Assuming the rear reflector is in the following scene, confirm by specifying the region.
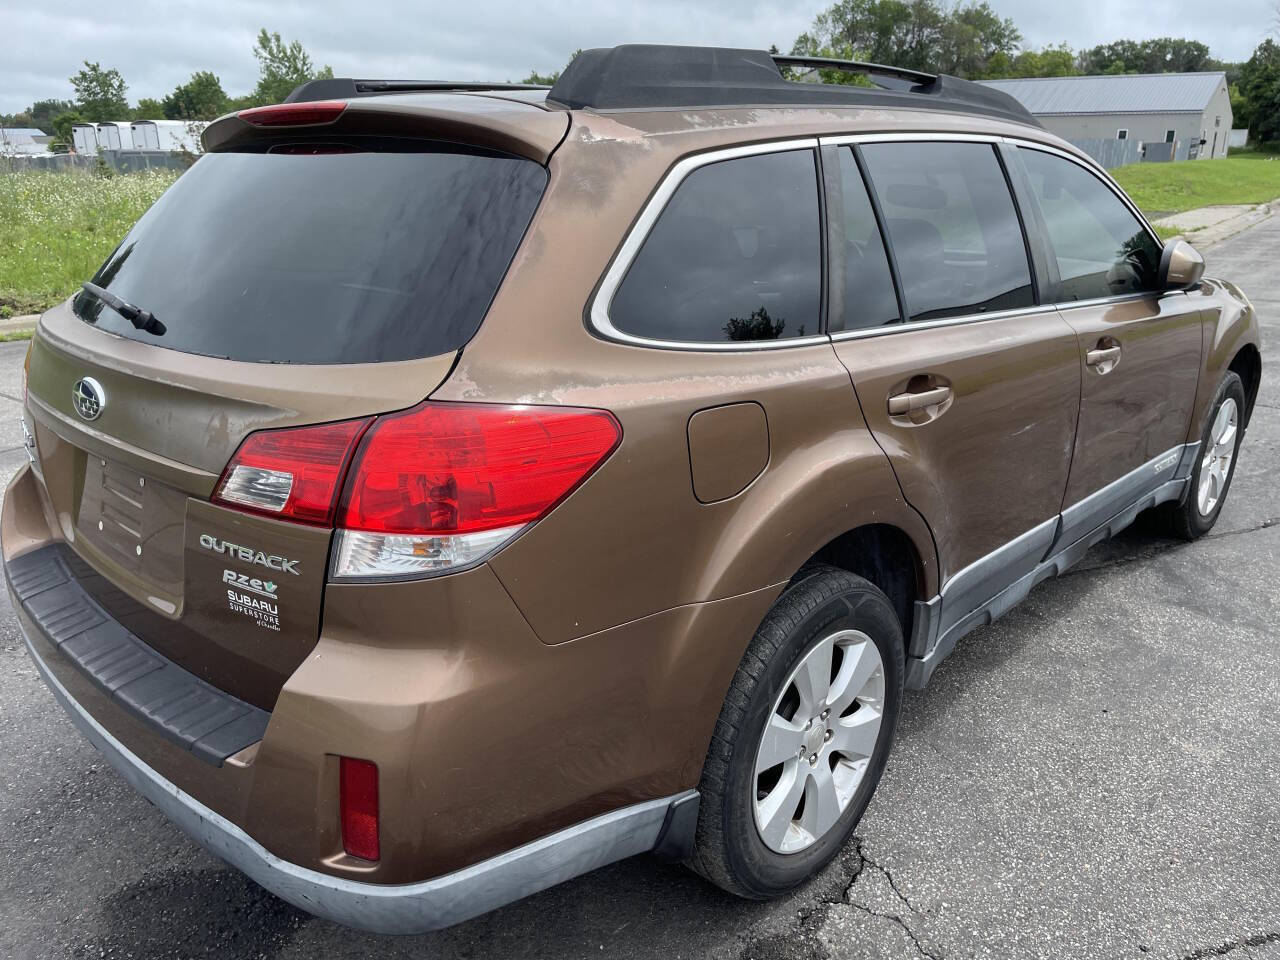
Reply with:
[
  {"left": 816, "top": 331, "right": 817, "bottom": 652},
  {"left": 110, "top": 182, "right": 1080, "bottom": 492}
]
[
  {"left": 339, "top": 756, "right": 379, "bottom": 861},
  {"left": 213, "top": 418, "right": 372, "bottom": 526},
  {"left": 238, "top": 101, "right": 347, "bottom": 127},
  {"left": 213, "top": 402, "right": 621, "bottom": 577}
]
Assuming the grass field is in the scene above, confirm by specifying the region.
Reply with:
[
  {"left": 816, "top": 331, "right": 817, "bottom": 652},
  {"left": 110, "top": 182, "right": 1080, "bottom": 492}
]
[
  {"left": 1112, "top": 151, "right": 1280, "bottom": 217},
  {"left": 0, "top": 168, "right": 180, "bottom": 318}
]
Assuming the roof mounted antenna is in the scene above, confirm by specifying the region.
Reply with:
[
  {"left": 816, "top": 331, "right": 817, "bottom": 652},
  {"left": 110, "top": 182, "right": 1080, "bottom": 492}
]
[{"left": 771, "top": 56, "right": 937, "bottom": 90}]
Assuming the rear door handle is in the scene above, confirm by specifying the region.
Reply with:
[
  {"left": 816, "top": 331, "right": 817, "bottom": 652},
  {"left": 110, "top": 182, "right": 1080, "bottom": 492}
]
[
  {"left": 1086, "top": 346, "right": 1121, "bottom": 367},
  {"left": 887, "top": 386, "right": 952, "bottom": 414}
]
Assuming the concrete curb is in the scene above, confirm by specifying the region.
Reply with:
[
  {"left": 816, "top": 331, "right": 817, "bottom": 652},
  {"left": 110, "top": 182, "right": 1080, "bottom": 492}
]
[
  {"left": 1161, "top": 199, "right": 1279, "bottom": 249},
  {"left": 0, "top": 315, "right": 38, "bottom": 336}
]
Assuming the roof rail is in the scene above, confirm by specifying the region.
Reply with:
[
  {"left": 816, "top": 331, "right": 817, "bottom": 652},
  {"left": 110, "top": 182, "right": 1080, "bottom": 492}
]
[
  {"left": 546, "top": 45, "right": 1040, "bottom": 128},
  {"left": 772, "top": 55, "right": 936, "bottom": 90},
  {"left": 284, "top": 77, "right": 550, "bottom": 103}
]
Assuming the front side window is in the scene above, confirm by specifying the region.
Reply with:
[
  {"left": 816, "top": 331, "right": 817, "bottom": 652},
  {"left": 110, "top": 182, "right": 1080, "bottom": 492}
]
[
  {"left": 860, "top": 141, "right": 1034, "bottom": 322},
  {"left": 609, "top": 149, "right": 821, "bottom": 344},
  {"left": 1018, "top": 148, "right": 1162, "bottom": 301}
]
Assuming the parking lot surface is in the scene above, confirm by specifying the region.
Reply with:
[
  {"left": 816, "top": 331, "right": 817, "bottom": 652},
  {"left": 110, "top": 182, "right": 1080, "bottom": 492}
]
[{"left": 0, "top": 217, "right": 1276, "bottom": 960}]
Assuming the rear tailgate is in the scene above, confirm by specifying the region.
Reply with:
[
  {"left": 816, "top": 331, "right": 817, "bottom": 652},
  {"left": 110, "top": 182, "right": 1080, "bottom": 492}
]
[
  {"left": 25, "top": 306, "right": 458, "bottom": 709},
  {"left": 20, "top": 106, "right": 554, "bottom": 711}
]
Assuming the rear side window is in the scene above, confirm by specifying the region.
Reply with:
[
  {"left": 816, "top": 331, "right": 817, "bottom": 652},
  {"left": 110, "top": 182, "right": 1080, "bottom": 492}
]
[
  {"left": 609, "top": 149, "right": 821, "bottom": 344},
  {"left": 830, "top": 148, "right": 900, "bottom": 333},
  {"left": 1018, "top": 148, "right": 1161, "bottom": 301},
  {"left": 861, "top": 142, "right": 1034, "bottom": 322},
  {"left": 74, "top": 139, "right": 547, "bottom": 364}
]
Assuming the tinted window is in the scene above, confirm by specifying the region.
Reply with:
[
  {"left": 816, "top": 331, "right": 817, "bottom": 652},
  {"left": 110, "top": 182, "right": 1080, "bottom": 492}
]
[
  {"left": 609, "top": 150, "right": 821, "bottom": 343},
  {"left": 831, "top": 148, "right": 900, "bottom": 332},
  {"left": 73, "top": 140, "right": 547, "bottom": 364},
  {"left": 1019, "top": 148, "right": 1161, "bottom": 301},
  {"left": 861, "top": 142, "right": 1034, "bottom": 322}
]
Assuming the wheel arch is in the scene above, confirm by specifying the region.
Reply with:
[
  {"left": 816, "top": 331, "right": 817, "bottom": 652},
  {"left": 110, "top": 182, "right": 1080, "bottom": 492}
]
[
  {"left": 1229, "top": 342, "right": 1262, "bottom": 429},
  {"left": 790, "top": 523, "right": 931, "bottom": 644}
]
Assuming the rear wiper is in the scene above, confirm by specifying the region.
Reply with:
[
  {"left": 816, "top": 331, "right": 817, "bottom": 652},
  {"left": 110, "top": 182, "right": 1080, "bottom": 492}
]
[{"left": 80, "top": 282, "right": 166, "bottom": 336}]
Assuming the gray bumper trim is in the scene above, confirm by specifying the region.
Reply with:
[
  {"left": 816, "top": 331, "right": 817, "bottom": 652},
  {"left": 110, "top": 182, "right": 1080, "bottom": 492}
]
[{"left": 22, "top": 624, "right": 694, "bottom": 934}]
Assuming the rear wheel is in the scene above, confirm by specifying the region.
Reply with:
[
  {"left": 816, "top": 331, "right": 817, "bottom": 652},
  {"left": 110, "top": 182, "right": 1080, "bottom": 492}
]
[
  {"left": 688, "top": 565, "right": 904, "bottom": 898},
  {"left": 1169, "top": 372, "right": 1246, "bottom": 541}
]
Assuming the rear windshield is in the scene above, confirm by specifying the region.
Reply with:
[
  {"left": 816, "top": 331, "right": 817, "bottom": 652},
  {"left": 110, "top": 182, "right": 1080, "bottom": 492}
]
[{"left": 74, "top": 138, "right": 547, "bottom": 364}]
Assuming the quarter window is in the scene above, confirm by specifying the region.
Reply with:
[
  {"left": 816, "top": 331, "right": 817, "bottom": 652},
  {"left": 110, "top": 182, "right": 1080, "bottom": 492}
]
[
  {"left": 609, "top": 149, "right": 822, "bottom": 344},
  {"left": 1018, "top": 148, "right": 1162, "bottom": 301},
  {"left": 830, "top": 148, "right": 900, "bottom": 332},
  {"left": 860, "top": 141, "right": 1034, "bottom": 322}
]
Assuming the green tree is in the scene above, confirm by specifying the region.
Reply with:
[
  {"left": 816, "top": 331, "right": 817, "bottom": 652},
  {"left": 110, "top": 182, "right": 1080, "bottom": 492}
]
[
  {"left": 250, "top": 29, "right": 333, "bottom": 106},
  {"left": 70, "top": 61, "right": 129, "bottom": 121},
  {"left": 25, "top": 99, "right": 75, "bottom": 133},
  {"left": 978, "top": 44, "right": 1078, "bottom": 80},
  {"left": 51, "top": 110, "right": 85, "bottom": 148},
  {"left": 936, "top": 2, "right": 1021, "bottom": 77},
  {"left": 792, "top": 0, "right": 1016, "bottom": 78},
  {"left": 1239, "top": 39, "right": 1280, "bottom": 142},
  {"left": 1080, "top": 37, "right": 1212, "bottom": 74},
  {"left": 133, "top": 97, "right": 163, "bottom": 120},
  {"left": 521, "top": 49, "right": 582, "bottom": 85},
  {"left": 162, "top": 71, "right": 229, "bottom": 119}
]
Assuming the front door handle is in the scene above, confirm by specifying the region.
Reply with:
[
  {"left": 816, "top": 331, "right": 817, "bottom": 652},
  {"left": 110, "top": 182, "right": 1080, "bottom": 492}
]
[
  {"left": 1086, "top": 346, "right": 1121, "bottom": 367},
  {"left": 887, "top": 385, "right": 952, "bottom": 415}
]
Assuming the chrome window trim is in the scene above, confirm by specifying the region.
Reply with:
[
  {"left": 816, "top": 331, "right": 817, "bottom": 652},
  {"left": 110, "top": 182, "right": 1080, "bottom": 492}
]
[
  {"left": 829, "top": 303, "right": 1058, "bottom": 342},
  {"left": 588, "top": 138, "right": 829, "bottom": 352}
]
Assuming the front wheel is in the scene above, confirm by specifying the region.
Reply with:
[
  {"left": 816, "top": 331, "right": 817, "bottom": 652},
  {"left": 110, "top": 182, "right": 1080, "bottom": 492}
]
[
  {"left": 1168, "top": 371, "right": 1246, "bottom": 540},
  {"left": 687, "top": 565, "right": 904, "bottom": 899}
]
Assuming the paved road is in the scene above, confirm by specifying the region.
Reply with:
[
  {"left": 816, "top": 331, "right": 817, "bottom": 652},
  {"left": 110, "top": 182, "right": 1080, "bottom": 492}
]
[{"left": 0, "top": 219, "right": 1277, "bottom": 960}]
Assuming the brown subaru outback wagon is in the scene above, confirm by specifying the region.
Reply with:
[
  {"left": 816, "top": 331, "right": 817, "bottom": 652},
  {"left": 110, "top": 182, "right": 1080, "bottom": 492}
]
[{"left": 4, "top": 45, "right": 1262, "bottom": 933}]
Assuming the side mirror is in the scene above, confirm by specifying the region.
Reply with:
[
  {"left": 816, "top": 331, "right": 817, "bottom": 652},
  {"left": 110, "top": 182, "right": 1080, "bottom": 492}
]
[{"left": 1159, "top": 238, "right": 1204, "bottom": 290}]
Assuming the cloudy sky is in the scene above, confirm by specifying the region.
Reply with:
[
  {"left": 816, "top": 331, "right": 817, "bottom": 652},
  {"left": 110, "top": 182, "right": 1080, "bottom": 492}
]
[{"left": 1, "top": 0, "right": 1272, "bottom": 113}]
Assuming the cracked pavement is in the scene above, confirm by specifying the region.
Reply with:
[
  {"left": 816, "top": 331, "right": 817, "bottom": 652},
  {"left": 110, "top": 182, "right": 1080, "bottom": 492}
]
[{"left": 0, "top": 217, "right": 1277, "bottom": 960}]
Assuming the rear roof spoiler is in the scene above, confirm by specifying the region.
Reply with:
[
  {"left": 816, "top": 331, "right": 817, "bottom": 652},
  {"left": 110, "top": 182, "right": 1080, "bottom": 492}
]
[{"left": 284, "top": 78, "right": 550, "bottom": 103}]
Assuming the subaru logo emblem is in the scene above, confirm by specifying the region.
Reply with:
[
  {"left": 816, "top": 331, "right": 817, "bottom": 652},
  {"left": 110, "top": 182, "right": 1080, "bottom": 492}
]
[{"left": 72, "top": 377, "right": 105, "bottom": 422}]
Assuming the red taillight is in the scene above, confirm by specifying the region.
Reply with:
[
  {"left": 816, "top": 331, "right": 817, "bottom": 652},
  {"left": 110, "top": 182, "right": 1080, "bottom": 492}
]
[
  {"left": 212, "top": 402, "right": 621, "bottom": 577},
  {"left": 337, "top": 402, "right": 622, "bottom": 535},
  {"left": 339, "top": 756, "right": 379, "bottom": 861},
  {"left": 238, "top": 101, "right": 347, "bottom": 127},
  {"left": 212, "top": 417, "right": 372, "bottom": 526}
]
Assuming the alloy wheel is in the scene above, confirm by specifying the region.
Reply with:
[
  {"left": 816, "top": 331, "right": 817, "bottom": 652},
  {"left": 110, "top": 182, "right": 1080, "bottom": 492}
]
[
  {"left": 1197, "top": 397, "right": 1238, "bottom": 517},
  {"left": 752, "top": 629, "right": 885, "bottom": 854}
]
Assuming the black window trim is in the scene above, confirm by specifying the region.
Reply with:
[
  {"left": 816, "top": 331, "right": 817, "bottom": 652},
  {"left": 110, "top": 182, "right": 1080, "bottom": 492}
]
[{"left": 589, "top": 138, "right": 833, "bottom": 351}]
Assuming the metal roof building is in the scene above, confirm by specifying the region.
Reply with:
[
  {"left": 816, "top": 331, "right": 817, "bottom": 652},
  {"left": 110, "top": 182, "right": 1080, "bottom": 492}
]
[{"left": 980, "top": 72, "right": 1233, "bottom": 160}]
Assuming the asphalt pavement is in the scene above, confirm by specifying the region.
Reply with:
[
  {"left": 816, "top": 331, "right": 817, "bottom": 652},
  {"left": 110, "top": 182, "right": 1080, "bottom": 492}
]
[{"left": 0, "top": 217, "right": 1276, "bottom": 960}]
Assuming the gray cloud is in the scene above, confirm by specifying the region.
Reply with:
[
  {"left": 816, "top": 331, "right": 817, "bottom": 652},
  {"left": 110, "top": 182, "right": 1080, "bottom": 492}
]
[{"left": 1, "top": 0, "right": 1271, "bottom": 114}]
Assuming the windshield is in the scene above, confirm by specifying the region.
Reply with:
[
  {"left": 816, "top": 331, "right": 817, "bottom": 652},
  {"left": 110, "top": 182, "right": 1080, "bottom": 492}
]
[{"left": 74, "top": 138, "right": 547, "bottom": 364}]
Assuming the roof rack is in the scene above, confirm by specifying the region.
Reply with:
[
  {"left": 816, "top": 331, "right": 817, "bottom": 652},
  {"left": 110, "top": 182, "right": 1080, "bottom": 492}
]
[
  {"left": 284, "top": 77, "right": 550, "bottom": 103},
  {"left": 772, "top": 55, "right": 936, "bottom": 90},
  {"left": 545, "top": 45, "right": 1040, "bottom": 127}
]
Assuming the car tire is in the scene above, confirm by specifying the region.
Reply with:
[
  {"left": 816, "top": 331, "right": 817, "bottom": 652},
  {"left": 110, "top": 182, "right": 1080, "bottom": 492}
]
[
  {"left": 687, "top": 564, "right": 904, "bottom": 899},
  {"left": 1168, "top": 371, "right": 1246, "bottom": 541}
]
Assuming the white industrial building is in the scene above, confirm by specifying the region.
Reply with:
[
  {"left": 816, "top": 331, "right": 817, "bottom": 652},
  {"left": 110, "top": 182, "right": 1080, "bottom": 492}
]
[{"left": 981, "top": 72, "right": 1233, "bottom": 160}]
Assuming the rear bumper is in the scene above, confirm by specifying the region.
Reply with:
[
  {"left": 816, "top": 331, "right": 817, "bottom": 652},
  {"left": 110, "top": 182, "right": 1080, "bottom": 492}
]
[{"left": 20, "top": 620, "right": 693, "bottom": 933}]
